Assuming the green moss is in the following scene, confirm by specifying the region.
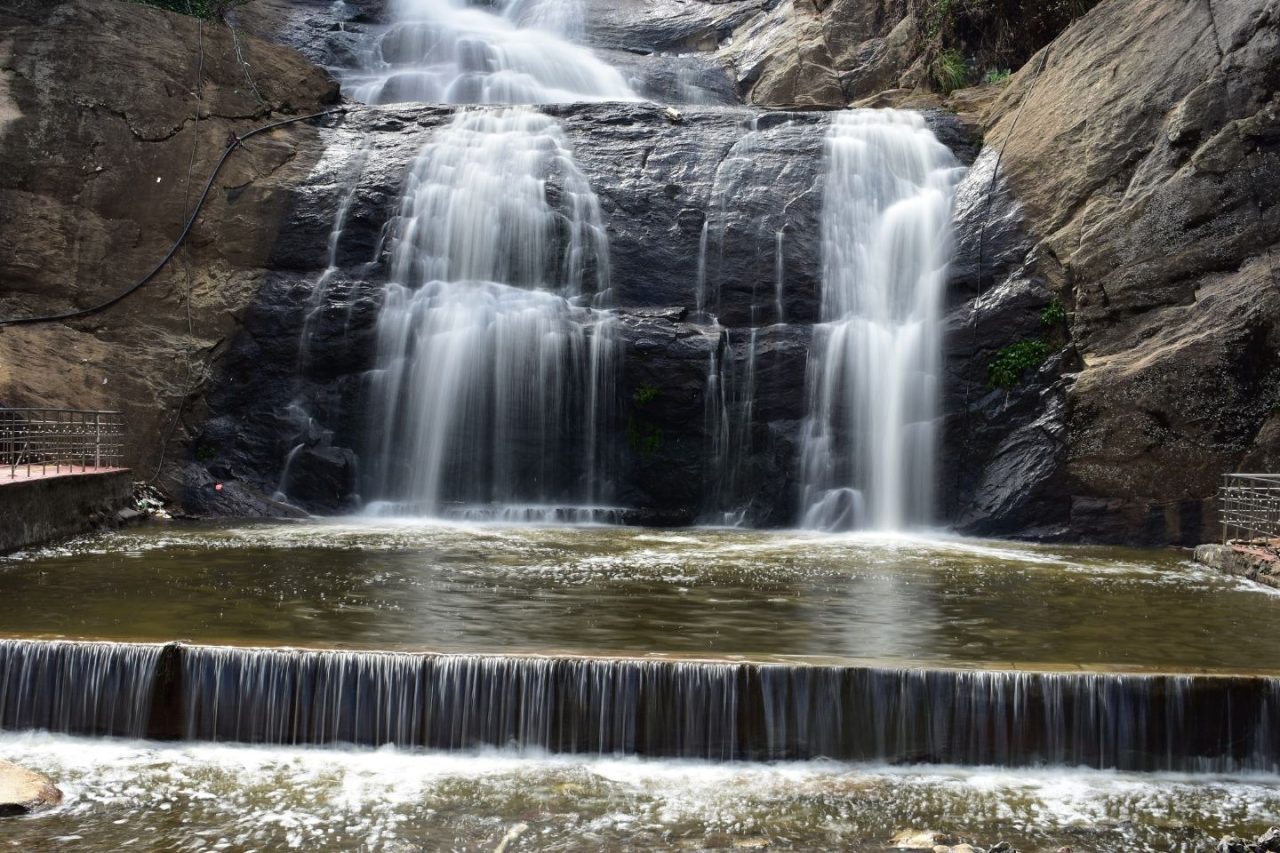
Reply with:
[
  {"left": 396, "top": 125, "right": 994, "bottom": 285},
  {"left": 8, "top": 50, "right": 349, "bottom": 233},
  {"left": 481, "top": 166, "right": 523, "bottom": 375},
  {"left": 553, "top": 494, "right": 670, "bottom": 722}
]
[
  {"left": 126, "top": 0, "right": 250, "bottom": 19},
  {"left": 987, "top": 339, "right": 1049, "bottom": 391},
  {"left": 983, "top": 68, "right": 1012, "bottom": 84},
  {"left": 626, "top": 418, "right": 664, "bottom": 455},
  {"left": 1040, "top": 298, "right": 1066, "bottom": 327},
  {"left": 923, "top": 0, "right": 955, "bottom": 39},
  {"left": 195, "top": 443, "right": 218, "bottom": 462},
  {"left": 633, "top": 384, "right": 660, "bottom": 406},
  {"left": 933, "top": 48, "right": 970, "bottom": 94}
]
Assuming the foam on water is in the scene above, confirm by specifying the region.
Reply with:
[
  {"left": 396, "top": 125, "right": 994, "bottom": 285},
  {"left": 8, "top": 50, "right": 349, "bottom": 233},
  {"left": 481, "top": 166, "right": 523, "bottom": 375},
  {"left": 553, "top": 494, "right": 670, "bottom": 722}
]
[{"left": 6, "top": 732, "right": 1280, "bottom": 852}]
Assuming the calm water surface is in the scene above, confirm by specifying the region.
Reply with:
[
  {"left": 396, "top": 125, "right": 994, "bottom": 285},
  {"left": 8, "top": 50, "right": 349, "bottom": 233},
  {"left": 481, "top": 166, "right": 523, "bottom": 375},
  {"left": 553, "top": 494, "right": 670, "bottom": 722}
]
[{"left": 1, "top": 520, "right": 1275, "bottom": 672}]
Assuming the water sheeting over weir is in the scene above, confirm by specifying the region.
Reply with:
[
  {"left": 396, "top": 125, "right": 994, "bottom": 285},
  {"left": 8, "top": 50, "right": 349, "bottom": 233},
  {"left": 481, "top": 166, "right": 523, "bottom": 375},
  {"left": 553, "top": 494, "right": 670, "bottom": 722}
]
[{"left": 2, "top": 639, "right": 1278, "bottom": 772}]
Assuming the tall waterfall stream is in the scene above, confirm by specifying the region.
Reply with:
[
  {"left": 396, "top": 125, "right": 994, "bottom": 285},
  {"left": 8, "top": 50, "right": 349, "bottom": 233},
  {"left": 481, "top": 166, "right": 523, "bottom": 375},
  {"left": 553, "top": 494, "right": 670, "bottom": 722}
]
[{"left": 7, "top": 0, "right": 1280, "bottom": 848}]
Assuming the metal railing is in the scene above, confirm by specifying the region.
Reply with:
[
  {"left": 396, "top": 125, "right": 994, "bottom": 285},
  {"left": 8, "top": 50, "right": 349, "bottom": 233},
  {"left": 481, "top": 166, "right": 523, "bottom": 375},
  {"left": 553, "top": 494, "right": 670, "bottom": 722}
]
[
  {"left": 0, "top": 409, "right": 124, "bottom": 479},
  {"left": 1219, "top": 473, "right": 1280, "bottom": 543}
]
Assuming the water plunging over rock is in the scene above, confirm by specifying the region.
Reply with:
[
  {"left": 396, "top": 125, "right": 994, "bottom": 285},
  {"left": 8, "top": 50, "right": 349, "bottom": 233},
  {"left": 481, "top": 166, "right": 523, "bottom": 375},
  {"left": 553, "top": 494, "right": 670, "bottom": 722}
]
[
  {"left": 4, "top": 639, "right": 1280, "bottom": 772},
  {"left": 364, "top": 108, "right": 620, "bottom": 519},
  {"left": 800, "top": 110, "right": 962, "bottom": 531},
  {"left": 344, "top": 0, "right": 636, "bottom": 104}
]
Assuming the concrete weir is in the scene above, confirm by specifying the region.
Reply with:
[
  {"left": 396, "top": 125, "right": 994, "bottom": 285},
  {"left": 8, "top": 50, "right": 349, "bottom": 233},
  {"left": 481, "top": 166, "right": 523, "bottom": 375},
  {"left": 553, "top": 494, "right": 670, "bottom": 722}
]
[
  {"left": 1, "top": 638, "right": 1278, "bottom": 772},
  {"left": 0, "top": 469, "right": 132, "bottom": 553}
]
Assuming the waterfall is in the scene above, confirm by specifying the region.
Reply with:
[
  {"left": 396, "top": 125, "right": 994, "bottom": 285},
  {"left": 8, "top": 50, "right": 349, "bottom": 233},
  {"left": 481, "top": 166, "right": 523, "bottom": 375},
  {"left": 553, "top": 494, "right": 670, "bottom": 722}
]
[
  {"left": 0, "top": 639, "right": 163, "bottom": 739},
  {"left": 3, "top": 640, "right": 1279, "bottom": 772},
  {"left": 345, "top": 0, "right": 636, "bottom": 105},
  {"left": 799, "top": 110, "right": 963, "bottom": 531},
  {"left": 364, "top": 108, "right": 620, "bottom": 520}
]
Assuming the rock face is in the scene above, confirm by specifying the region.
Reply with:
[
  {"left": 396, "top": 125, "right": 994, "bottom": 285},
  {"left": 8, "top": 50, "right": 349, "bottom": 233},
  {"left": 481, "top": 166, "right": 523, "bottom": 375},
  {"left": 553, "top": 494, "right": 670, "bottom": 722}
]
[
  {"left": 6, "top": 0, "right": 1278, "bottom": 542},
  {"left": 231, "top": 0, "right": 922, "bottom": 108},
  {"left": 948, "top": 0, "right": 1280, "bottom": 543},
  {"left": 0, "top": 0, "right": 338, "bottom": 496},
  {"left": 192, "top": 104, "right": 842, "bottom": 523},
  {"left": 0, "top": 759, "right": 62, "bottom": 816}
]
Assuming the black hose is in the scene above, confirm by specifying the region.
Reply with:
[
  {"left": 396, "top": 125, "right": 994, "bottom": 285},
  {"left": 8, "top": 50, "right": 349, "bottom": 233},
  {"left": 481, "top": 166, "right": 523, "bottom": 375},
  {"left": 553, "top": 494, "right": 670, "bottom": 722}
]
[{"left": 0, "top": 106, "right": 348, "bottom": 328}]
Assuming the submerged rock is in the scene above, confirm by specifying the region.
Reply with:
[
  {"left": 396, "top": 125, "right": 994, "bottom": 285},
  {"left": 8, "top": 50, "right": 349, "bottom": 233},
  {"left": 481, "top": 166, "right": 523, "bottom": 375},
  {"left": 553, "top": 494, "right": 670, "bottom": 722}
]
[
  {"left": 0, "top": 760, "right": 62, "bottom": 817},
  {"left": 889, "top": 830, "right": 959, "bottom": 849}
]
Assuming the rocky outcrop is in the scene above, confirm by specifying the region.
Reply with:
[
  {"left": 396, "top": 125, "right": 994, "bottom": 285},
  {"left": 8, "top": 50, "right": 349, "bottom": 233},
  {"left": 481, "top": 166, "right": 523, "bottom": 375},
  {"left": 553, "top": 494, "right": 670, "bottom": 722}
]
[
  {"left": 0, "top": 0, "right": 338, "bottom": 493},
  {"left": 0, "top": 760, "right": 62, "bottom": 816},
  {"left": 948, "top": 0, "right": 1280, "bottom": 543},
  {"left": 191, "top": 103, "right": 832, "bottom": 521},
  {"left": 1194, "top": 542, "right": 1280, "bottom": 590}
]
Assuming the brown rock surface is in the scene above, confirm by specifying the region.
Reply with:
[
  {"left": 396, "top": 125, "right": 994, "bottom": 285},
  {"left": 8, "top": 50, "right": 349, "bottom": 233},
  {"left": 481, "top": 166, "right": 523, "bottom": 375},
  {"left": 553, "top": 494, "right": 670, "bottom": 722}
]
[
  {"left": 0, "top": 0, "right": 337, "bottom": 483},
  {"left": 723, "top": 0, "right": 914, "bottom": 106},
  {"left": 976, "top": 0, "right": 1280, "bottom": 541},
  {"left": 0, "top": 759, "right": 62, "bottom": 816}
]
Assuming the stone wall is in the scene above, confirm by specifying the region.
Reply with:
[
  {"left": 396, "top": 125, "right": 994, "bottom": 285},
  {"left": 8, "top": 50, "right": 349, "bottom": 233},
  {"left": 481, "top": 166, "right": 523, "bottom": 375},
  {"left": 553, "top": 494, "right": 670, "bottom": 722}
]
[{"left": 0, "top": 470, "right": 133, "bottom": 553}]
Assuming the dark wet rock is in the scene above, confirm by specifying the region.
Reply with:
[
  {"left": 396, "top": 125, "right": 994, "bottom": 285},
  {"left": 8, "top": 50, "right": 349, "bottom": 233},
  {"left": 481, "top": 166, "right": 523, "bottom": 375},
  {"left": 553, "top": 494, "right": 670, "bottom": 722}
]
[
  {"left": 194, "top": 102, "right": 840, "bottom": 520},
  {"left": 612, "top": 310, "right": 811, "bottom": 525},
  {"left": 0, "top": 760, "right": 63, "bottom": 817},
  {"left": 179, "top": 463, "right": 308, "bottom": 519},
  {"left": 940, "top": 147, "right": 1071, "bottom": 538}
]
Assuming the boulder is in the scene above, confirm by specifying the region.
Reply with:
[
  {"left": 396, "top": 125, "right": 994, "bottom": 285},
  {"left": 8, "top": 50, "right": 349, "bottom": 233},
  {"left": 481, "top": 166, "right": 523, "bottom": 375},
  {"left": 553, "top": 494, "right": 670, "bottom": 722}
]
[{"left": 0, "top": 760, "right": 63, "bottom": 817}]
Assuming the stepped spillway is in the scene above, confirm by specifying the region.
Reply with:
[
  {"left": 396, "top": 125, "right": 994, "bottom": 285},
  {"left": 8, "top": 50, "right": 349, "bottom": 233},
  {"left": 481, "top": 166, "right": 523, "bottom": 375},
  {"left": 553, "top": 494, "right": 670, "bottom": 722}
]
[{"left": 3, "top": 639, "right": 1278, "bottom": 772}]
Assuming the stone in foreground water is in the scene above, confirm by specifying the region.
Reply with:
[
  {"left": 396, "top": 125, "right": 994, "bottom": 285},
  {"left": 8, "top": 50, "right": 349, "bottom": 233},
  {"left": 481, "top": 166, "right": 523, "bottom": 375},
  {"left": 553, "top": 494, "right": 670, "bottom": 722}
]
[{"left": 0, "top": 759, "right": 62, "bottom": 816}]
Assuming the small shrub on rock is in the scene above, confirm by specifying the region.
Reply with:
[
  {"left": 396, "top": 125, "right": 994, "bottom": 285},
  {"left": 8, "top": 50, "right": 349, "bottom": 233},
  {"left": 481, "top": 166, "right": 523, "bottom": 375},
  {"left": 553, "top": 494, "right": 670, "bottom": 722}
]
[{"left": 987, "top": 339, "right": 1049, "bottom": 390}]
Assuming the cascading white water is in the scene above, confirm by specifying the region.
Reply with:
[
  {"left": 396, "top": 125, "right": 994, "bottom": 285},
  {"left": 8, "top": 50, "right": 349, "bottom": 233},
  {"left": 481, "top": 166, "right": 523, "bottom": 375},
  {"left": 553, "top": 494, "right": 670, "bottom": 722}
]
[
  {"left": 799, "top": 111, "right": 963, "bottom": 531},
  {"left": 346, "top": 0, "right": 636, "bottom": 105},
  {"left": 365, "top": 108, "right": 619, "bottom": 519}
]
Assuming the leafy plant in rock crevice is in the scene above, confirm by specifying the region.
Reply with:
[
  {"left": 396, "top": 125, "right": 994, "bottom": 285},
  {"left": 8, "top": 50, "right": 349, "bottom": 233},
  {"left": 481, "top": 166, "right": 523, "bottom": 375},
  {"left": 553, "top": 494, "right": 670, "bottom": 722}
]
[
  {"left": 987, "top": 339, "right": 1049, "bottom": 391},
  {"left": 932, "top": 49, "right": 970, "bottom": 94},
  {"left": 627, "top": 384, "right": 664, "bottom": 455},
  {"left": 1040, "top": 298, "right": 1066, "bottom": 327}
]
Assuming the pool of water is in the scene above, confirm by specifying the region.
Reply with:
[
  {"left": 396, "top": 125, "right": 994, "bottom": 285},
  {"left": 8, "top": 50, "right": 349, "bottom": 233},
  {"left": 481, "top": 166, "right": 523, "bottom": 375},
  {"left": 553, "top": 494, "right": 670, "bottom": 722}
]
[
  {"left": 1, "top": 520, "right": 1276, "bottom": 672},
  {"left": 4, "top": 732, "right": 1277, "bottom": 852}
]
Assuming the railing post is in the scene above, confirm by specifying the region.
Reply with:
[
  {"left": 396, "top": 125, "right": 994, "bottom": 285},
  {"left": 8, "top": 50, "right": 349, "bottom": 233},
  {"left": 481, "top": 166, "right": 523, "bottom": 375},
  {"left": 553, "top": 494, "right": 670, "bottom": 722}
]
[
  {"left": 1221, "top": 474, "right": 1228, "bottom": 544},
  {"left": 0, "top": 408, "right": 124, "bottom": 478}
]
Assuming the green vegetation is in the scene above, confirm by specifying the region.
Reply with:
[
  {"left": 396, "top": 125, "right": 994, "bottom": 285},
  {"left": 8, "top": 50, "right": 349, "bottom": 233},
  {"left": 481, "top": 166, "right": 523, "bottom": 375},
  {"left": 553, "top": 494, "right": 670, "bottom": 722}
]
[
  {"left": 1040, "top": 298, "right": 1066, "bottom": 327},
  {"left": 127, "top": 0, "right": 249, "bottom": 19},
  {"left": 914, "top": 0, "right": 1100, "bottom": 92},
  {"left": 633, "top": 384, "right": 660, "bottom": 405},
  {"left": 195, "top": 443, "right": 218, "bottom": 462},
  {"left": 987, "top": 339, "right": 1049, "bottom": 391},
  {"left": 626, "top": 418, "right": 664, "bottom": 455},
  {"left": 932, "top": 49, "right": 970, "bottom": 94},
  {"left": 627, "top": 383, "right": 663, "bottom": 454}
]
